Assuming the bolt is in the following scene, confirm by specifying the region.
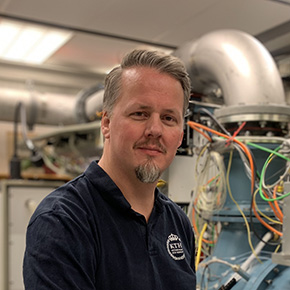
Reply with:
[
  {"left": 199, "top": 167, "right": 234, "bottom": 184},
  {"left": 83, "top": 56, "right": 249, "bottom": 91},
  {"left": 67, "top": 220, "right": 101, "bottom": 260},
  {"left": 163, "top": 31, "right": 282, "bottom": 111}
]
[{"left": 265, "top": 279, "right": 272, "bottom": 285}]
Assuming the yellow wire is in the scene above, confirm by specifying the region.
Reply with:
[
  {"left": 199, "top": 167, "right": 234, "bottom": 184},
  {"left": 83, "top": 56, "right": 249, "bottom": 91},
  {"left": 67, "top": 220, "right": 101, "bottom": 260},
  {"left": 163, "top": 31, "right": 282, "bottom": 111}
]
[
  {"left": 253, "top": 189, "right": 282, "bottom": 225},
  {"left": 195, "top": 223, "right": 208, "bottom": 270},
  {"left": 194, "top": 143, "right": 210, "bottom": 179},
  {"left": 226, "top": 150, "right": 262, "bottom": 263},
  {"left": 274, "top": 244, "right": 281, "bottom": 253}
]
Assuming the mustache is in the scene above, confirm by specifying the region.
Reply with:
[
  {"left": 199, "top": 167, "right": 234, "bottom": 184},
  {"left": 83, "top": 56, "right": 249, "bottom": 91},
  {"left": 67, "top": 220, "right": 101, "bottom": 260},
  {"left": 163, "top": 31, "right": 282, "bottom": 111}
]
[{"left": 133, "top": 140, "right": 167, "bottom": 153}]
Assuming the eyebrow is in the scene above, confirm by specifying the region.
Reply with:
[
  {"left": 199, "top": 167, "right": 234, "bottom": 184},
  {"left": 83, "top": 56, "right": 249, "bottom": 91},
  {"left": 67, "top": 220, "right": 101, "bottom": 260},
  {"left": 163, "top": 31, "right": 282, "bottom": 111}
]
[
  {"left": 128, "top": 103, "right": 182, "bottom": 117},
  {"left": 135, "top": 104, "right": 179, "bottom": 113},
  {"left": 137, "top": 105, "right": 151, "bottom": 109}
]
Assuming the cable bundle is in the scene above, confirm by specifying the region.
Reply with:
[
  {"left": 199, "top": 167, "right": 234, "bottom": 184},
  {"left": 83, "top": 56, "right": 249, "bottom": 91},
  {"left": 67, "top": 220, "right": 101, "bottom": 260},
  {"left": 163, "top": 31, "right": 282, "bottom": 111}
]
[
  {"left": 194, "top": 151, "right": 227, "bottom": 220},
  {"left": 187, "top": 114, "right": 290, "bottom": 284}
]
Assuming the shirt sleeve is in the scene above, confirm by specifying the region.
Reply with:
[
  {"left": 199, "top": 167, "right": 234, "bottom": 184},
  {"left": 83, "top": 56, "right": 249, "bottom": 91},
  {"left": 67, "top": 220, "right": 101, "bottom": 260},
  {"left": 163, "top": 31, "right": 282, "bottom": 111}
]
[
  {"left": 23, "top": 211, "right": 98, "bottom": 290},
  {"left": 189, "top": 225, "right": 196, "bottom": 273},
  {"left": 181, "top": 210, "right": 196, "bottom": 273}
]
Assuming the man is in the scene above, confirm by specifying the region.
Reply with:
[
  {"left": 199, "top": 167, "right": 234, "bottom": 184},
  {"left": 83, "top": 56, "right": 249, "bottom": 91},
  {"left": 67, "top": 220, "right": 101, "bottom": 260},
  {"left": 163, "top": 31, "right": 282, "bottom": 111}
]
[{"left": 23, "top": 49, "right": 196, "bottom": 289}]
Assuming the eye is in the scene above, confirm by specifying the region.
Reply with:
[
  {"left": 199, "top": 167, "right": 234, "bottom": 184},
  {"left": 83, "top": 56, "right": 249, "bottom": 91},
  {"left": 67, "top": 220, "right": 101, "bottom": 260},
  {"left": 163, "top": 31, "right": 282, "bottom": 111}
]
[
  {"left": 130, "top": 111, "right": 149, "bottom": 120},
  {"left": 162, "top": 115, "right": 178, "bottom": 125}
]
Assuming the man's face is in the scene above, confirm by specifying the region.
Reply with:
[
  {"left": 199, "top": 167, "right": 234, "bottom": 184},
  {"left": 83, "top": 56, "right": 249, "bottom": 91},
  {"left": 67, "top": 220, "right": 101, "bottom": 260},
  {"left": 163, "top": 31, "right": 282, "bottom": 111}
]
[{"left": 101, "top": 67, "right": 184, "bottom": 183}]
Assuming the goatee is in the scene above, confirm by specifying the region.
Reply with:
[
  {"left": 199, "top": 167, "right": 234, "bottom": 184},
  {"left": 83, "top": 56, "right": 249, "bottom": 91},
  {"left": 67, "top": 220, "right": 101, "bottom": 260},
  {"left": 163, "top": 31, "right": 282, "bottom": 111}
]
[{"left": 135, "top": 159, "right": 161, "bottom": 183}]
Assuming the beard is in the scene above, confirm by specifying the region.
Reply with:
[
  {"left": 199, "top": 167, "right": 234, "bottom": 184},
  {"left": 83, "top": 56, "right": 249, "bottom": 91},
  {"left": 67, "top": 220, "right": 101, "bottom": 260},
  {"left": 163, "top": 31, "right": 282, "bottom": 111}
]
[{"left": 135, "top": 158, "right": 161, "bottom": 184}]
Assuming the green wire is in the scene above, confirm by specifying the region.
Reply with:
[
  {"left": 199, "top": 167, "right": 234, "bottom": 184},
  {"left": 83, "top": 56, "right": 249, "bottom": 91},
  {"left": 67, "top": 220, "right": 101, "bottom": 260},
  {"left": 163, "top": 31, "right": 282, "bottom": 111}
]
[
  {"left": 250, "top": 144, "right": 290, "bottom": 201},
  {"left": 246, "top": 142, "right": 290, "bottom": 162},
  {"left": 208, "top": 224, "right": 215, "bottom": 248},
  {"left": 218, "top": 138, "right": 290, "bottom": 201}
]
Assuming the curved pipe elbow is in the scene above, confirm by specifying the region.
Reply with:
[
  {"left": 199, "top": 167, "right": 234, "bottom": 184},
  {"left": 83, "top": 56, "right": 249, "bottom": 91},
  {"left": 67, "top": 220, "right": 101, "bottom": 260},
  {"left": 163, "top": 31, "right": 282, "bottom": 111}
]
[{"left": 175, "top": 29, "right": 286, "bottom": 107}]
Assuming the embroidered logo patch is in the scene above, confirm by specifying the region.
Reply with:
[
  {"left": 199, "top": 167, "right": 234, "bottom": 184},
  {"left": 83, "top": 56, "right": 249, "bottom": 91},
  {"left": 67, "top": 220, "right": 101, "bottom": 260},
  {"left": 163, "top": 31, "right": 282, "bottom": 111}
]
[{"left": 166, "top": 233, "right": 185, "bottom": 261}]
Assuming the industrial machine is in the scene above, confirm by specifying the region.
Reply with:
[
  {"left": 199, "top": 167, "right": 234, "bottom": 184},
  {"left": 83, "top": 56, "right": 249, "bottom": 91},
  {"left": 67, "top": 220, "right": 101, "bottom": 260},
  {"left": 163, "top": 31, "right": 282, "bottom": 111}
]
[{"left": 173, "top": 30, "right": 290, "bottom": 289}]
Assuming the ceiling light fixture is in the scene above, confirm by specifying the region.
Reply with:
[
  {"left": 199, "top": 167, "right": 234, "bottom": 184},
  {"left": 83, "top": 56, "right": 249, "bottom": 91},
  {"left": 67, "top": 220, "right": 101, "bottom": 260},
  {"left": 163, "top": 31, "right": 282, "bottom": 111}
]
[{"left": 0, "top": 20, "right": 72, "bottom": 64}]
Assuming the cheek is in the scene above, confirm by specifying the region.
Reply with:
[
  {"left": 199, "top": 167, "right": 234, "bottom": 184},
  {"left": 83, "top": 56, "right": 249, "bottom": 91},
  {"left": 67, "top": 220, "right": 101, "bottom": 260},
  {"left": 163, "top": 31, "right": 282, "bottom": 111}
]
[
  {"left": 167, "top": 130, "right": 184, "bottom": 150},
  {"left": 111, "top": 120, "right": 140, "bottom": 145}
]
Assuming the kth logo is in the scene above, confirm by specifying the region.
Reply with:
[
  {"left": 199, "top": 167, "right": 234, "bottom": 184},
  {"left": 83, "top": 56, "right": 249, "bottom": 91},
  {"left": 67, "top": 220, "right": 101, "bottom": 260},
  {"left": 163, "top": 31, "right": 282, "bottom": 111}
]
[{"left": 166, "top": 233, "right": 185, "bottom": 261}]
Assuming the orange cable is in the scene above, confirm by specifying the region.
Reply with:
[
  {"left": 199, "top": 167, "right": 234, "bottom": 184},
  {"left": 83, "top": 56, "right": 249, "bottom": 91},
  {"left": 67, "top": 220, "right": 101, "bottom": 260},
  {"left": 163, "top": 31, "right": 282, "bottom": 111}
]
[
  {"left": 267, "top": 197, "right": 283, "bottom": 223},
  {"left": 188, "top": 121, "right": 282, "bottom": 236},
  {"left": 273, "top": 185, "right": 284, "bottom": 221},
  {"left": 192, "top": 206, "right": 217, "bottom": 244},
  {"left": 256, "top": 189, "right": 283, "bottom": 224},
  {"left": 188, "top": 121, "right": 255, "bottom": 193},
  {"left": 252, "top": 199, "right": 282, "bottom": 236},
  {"left": 259, "top": 188, "right": 283, "bottom": 222},
  {"left": 191, "top": 126, "right": 212, "bottom": 142}
]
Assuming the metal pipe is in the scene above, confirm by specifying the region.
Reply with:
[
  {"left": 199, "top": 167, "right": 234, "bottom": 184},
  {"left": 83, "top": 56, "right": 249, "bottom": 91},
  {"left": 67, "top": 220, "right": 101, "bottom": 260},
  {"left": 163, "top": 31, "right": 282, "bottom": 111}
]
[
  {"left": 0, "top": 87, "right": 103, "bottom": 126},
  {"left": 174, "top": 29, "right": 286, "bottom": 107}
]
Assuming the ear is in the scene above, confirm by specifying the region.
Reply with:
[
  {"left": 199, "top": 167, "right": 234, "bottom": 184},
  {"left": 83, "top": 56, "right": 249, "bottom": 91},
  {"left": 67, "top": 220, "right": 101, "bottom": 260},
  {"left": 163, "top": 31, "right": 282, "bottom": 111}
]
[{"left": 101, "top": 111, "right": 111, "bottom": 139}]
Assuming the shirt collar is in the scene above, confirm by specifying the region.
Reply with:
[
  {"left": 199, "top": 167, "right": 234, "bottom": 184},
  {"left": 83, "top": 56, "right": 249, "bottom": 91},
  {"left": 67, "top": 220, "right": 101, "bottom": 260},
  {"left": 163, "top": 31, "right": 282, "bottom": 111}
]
[{"left": 85, "top": 160, "right": 165, "bottom": 215}]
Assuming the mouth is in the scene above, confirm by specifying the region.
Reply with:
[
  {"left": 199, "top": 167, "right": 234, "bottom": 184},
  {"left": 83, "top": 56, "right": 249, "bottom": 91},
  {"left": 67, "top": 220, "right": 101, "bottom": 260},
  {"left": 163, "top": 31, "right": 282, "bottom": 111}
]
[
  {"left": 138, "top": 147, "right": 164, "bottom": 156},
  {"left": 134, "top": 142, "right": 167, "bottom": 156}
]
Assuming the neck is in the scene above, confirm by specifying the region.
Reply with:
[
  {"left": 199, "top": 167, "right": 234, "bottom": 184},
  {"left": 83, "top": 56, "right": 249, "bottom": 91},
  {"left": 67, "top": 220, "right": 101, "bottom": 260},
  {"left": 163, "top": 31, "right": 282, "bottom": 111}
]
[{"left": 98, "top": 157, "right": 157, "bottom": 222}]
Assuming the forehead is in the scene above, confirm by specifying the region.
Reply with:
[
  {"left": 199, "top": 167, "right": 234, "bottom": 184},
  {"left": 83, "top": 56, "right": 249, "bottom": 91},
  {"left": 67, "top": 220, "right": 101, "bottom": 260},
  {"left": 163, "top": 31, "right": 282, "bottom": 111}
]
[
  {"left": 122, "top": 66, "right": 181, "bottom": 93},
  {"left": 115, "top": 67, "right": 184, "bottom": 116},
  {"left": 121, "top": 66, "right": 176, "bottom": 83},
  {"left": 120, "top": 67, "right": 183, "bottom": 96}
]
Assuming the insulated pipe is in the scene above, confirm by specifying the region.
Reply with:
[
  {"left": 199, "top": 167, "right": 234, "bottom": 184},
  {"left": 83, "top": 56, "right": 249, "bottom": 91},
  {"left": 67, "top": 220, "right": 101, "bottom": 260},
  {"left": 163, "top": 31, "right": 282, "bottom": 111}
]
[
  {"left": 174, "top": 29, "right": 286, "bottom": 107},
  {"left": 0, "top": 87, "right": 104, "bottom": 126},
  {"left": 75, "top": 84, "right": 104, "bottom": 123},
  {"left": 85, "top": 89, "right": 104, "bottom": 120}
]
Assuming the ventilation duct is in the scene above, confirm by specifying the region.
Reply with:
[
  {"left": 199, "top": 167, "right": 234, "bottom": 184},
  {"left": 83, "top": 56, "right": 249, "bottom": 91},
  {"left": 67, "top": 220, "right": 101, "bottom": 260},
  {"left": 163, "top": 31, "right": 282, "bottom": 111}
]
[
  {"left": 1, "top": 29, "right": 289, "bottom": 127},
  {"left": 174, "top": 29, "right": 290, "bottom": 124},
  {"left": 0, "top": 85, "right": 104, "bottom": 127}
]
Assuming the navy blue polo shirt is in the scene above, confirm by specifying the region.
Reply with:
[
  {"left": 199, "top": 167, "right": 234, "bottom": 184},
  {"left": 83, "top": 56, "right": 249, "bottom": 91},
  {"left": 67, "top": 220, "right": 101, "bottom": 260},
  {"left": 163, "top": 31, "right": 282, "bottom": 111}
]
[{"left": 23, "top": 161, "right": 196, "bottom": 289}]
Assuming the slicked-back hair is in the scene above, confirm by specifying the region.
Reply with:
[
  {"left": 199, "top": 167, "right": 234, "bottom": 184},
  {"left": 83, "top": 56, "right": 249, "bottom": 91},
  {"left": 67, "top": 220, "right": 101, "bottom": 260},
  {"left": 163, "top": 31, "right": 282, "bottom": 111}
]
[{"left": 103, "top": 49, "right": 191, "bottom": 117}]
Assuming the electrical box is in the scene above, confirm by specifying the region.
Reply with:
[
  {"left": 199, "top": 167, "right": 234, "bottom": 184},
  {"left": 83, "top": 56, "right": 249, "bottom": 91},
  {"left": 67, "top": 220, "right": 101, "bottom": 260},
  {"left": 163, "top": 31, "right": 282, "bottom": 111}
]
[{"left": 167, "top": 155, "right": 196, "bottom": 204}]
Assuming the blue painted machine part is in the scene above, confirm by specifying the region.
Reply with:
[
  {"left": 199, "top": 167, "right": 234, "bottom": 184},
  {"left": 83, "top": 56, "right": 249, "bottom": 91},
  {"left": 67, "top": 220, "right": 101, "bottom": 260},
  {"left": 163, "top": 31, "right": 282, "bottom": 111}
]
[{"left": 196, "top": 143, "right": 289, "bottom": 289}]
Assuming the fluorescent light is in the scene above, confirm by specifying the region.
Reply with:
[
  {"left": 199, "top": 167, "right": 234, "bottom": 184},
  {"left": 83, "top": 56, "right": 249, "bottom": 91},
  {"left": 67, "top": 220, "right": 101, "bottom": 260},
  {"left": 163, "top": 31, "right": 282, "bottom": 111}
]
[
  {"left": 25, "top": 30, "right": 72, "bottom": 64},
  {"left": 0, "top": 20, "right": 72, "bottom": 64},
  {"left": 0, "top": 21, "right": 20, "bottom": 55},
  {"left": 4, "top": 26, "right": 44, "bottom": 61}
]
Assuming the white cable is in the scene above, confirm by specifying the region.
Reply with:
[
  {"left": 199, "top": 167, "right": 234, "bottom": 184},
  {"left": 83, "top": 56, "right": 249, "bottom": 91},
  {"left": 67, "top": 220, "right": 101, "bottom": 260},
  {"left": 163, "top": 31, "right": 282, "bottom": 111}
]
[
  {"left": 262, "top": 156, "right": 290, "bottom": 190},
  {"left": 224, "top": 231, "right": 273, "bottom": 284},
  {"left": 194, "top": 151, "right": 227, "bottom": 219}
]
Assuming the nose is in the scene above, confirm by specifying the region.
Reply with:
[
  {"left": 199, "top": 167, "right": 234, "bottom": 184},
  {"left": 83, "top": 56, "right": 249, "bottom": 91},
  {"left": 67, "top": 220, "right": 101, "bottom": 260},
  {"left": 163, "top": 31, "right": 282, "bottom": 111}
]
[{"left": 145, "top": 114, "right": 163, "bottom": 138}]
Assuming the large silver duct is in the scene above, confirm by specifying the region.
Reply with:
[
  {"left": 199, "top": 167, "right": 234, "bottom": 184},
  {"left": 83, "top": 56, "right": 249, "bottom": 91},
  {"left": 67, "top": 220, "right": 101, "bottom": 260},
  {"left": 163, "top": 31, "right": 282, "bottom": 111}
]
[
  {"left": 174, "top": 29, "right": 290, "bottom": 123},
  {"left": 0, "top": 86, "right": 104, "bottom": 126},
  {"left": 1, "top": 29, "right": 289, "bottom": 127}
]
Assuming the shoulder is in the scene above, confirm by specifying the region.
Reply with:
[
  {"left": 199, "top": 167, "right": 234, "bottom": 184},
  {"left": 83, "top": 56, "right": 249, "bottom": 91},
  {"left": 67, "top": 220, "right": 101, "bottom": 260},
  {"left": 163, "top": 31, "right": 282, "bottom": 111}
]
[
  {"left": 28, "top": 160, "right": 121, "bottom": 231},
  {"left": 156, "top": 190, "right": 192, "bottom": 230},
  {"left": 157, "top": 191, "right": 188, "bottom": 216},
  {"left": 28, "top": 166, "right": 104, "bottom": 231},
  {"left": 25, "top": 174, "right": 101, "bottom": 262},
  {"left": 29, "top": 174, "right": 86, "bottom": 216}
]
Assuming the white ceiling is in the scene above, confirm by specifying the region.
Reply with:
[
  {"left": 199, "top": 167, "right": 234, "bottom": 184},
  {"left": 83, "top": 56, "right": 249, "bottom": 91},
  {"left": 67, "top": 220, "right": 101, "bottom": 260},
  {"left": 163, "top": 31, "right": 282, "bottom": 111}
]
[{"left": 1, "top": 0, "right": 290, "bottom": 93}]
